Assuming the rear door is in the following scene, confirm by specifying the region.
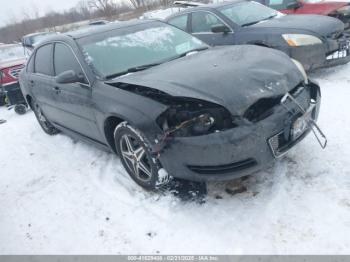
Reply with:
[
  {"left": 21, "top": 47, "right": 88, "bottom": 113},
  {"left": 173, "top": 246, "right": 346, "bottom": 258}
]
[
  {"left": 51, "top": 42, "right": 100, "bottom": 141},
  {"left": 30, "top": 43, "right": 57, "bottom": 119},
  {"left": 189, "top": 11, "right": 234, "bottom": 46}
]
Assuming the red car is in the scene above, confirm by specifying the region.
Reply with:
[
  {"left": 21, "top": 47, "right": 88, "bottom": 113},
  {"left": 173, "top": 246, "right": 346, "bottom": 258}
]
[
  {"left": 257, "top": 0, "right": 350, "bottom": 30},
  {"left": 0, "top": 44, "right": 27, "bottom": 112}
]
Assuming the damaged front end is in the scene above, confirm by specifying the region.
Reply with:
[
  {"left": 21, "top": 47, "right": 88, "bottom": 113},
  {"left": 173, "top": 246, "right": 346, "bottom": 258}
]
[
  {"left": 108, "top": 78, "right": 324, "bottom": 181},
  {"left": 152, "top": 81, "right": 324, "bottom": 181}
]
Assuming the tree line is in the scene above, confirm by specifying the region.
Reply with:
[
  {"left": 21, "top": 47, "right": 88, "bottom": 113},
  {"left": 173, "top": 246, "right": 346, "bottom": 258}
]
[{"left": 0, "top": 0, "right": 174, "bottom": 43}]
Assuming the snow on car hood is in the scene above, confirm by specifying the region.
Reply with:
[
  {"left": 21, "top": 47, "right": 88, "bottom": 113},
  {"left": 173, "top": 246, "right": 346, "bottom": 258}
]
[
  {"left": 111, "top": 45, "right": 304, "bottom": 116},
  {"left": 251, "top": 14, "right": 344, "bottom": 36}
]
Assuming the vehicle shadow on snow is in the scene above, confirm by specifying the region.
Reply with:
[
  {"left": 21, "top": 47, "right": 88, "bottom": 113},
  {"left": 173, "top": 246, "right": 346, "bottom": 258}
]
[
  {"left": 162, "top": 155, "right": 302, "bottom": 204},
  {"left": 161, "top": 159, "right": 291, "bottom": 204}
]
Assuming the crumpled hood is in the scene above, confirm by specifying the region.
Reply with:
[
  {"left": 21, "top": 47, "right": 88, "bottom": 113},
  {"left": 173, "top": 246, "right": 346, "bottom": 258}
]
[
  {"left": 251, "top": 14, "right": 344, "bottom": 37},
  {"left": 110, "top": 45, "right": 304, "bottom": 116}
]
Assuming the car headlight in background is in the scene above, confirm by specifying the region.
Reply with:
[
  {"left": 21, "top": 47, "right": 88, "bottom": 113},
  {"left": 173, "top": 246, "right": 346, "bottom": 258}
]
[
  {"left": 337, "top": 5, "right": 350, "bottom": 15},
  {"left": 282, "top": 34, "right": 322, "bottom": 46},
  {"left": 291, "top": 59, "right": 308, "bottom": 84}
]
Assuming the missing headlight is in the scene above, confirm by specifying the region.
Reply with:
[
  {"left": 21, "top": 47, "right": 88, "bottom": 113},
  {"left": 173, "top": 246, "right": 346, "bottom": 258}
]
[{"left": 156, "top": 99, "right": 236, "bottom": 137}]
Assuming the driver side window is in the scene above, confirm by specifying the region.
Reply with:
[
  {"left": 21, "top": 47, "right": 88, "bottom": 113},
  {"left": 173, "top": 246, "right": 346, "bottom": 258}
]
[
  {"left": 191, "top": 12, "right": 226, "bottom": 33},
  {"left": 54, "top": 43, "right": 87, "bottom": 84}
]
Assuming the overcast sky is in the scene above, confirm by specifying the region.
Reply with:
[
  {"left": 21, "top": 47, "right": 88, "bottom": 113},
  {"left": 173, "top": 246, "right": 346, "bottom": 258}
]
[{"left": 0, "top": 0, "right": 80, "bottom": 27}]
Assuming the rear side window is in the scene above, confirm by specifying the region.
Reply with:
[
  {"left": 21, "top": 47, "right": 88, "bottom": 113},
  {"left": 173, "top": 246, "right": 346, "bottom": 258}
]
[
  {"left": 168, "top": 15, "right": 188, "bottom": 31},
  {"left": 54, "top": 43, "right": 84, "bottom": 77},
  {"left": 191, "top": 12, "right": 226, "bottom": 33},
  {"left": 34, "top": 44, "right": 53, "bottom": 76}
]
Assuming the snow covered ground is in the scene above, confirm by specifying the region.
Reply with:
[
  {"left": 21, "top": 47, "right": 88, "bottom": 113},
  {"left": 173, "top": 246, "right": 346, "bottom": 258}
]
[{"left": 1, "top": 64, "right": 350, "bottom": 255}]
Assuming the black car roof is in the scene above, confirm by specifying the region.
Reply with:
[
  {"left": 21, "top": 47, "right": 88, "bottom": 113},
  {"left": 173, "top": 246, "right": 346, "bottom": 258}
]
[
  {"left": 65, "top": 19, "right": 155, "bottom": 39},
  {"left": 166, "top": 0, "right": 246, "bottom": 18}
]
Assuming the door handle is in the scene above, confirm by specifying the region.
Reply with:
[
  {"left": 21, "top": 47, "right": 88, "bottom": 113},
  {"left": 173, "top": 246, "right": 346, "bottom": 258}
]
[{"left": 53, "top": 86, "right": 61, "bottom": 94}]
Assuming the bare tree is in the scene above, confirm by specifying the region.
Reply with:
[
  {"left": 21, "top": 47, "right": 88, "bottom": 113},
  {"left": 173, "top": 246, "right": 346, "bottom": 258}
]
[
  {"left": 88, "top": 0, "right": 118, "bottom": 17},
  {"left": 77, "top": 0, "right": 92, "bottom": 19},
  {"left": 129, "top": 0, "right": 145, "bottom": 9}
]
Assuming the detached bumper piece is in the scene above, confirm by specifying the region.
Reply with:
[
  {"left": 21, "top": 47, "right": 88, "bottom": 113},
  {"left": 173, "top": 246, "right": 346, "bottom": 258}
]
[{"left": 269, "top": 87, "right": 327, "bottom": 158}]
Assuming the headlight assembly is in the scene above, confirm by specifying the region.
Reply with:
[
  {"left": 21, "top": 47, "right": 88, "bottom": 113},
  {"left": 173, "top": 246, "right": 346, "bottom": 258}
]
[
  {"left": 282, "top": 34, "right": 322, "bottom": 46},
  {"left": 291, "top": 59, "right": 308, "bottom": 84}
]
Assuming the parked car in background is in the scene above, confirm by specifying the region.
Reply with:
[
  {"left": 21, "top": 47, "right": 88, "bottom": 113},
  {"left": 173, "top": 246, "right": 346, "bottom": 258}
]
[
  {"left": 255, "top": 0, "right": 350, "bottom": 31},
  {"left": 88, "top": 20, "right": 110, "bottom": 26},
  {"left": 22, "top": 32, "right": 59, "bottom": 54},
  {"left": 0, "top": 44, "right": 27, "bottom": 113},
  {"left": 19, "top": 20, "right": 323, "bottom": 190},
  {"left": 166, "top": 0, "right": 350, "bottom": 71}
]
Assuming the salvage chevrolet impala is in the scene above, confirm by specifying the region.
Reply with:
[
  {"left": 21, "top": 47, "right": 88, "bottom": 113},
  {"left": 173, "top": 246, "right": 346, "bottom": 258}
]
[{"left": 19, "top": 20, "right": 324, "bottom": 190}]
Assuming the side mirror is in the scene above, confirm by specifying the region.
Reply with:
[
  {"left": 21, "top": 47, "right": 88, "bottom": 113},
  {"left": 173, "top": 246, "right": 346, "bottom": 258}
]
[
  {"left": 55, "top": 70, "right": 84, "bottom": 84},
  {"left": 286, "top": 1, "right": 302, "bottom": 9},
  {"left": 211, "top": 24, "right": 231, "bottom": 34}
]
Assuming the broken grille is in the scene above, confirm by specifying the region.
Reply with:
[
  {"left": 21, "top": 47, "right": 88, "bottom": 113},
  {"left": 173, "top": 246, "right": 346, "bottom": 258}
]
[{"left": 244, "top": 84, "right": 311, "bottom": 123}]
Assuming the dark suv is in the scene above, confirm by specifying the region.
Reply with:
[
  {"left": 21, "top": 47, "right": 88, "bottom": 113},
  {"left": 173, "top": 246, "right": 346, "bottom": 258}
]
[{"left": 19, "top": 20, "right": 322, "bottom": 190}]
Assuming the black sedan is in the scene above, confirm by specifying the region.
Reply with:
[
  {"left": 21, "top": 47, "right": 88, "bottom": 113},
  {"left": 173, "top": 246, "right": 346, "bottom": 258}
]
[
  {"left": 19, "top": 20, "right": 322, "bottom": 190},
  {"left": 165, "top": 0, "right": 350, "bottom": 71}
]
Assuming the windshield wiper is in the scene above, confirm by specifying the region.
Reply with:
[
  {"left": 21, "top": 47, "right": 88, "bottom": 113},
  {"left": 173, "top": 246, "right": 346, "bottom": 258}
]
[
  {"left": 105, "top": 62, "right": 161, "bottom": 79},
  {"left": 241, "top": 14, "right": 277, "bottom": 27},
  {"left": 177, "top": 47, "right": 209, "bottom": 58}
]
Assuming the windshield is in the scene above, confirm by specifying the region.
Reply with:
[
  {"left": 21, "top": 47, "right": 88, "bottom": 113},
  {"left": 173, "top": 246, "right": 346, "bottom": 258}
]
[
  {"left": 0, "top": 45, "right": 25, "bottom": 62},
  {"left": 219, "top": 1, "right": 280, "bottom": 26},
  {"left": 78, "top": 21, "right": 208, "bottom": 78}
]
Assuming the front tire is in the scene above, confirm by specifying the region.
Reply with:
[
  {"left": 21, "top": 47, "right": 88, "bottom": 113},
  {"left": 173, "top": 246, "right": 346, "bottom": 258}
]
[
  {"left": 31, "top": 99, "right": 60, "bottom": 135},
  {"left": 114, "top": 122, "right": 169, "bottom": 191}
]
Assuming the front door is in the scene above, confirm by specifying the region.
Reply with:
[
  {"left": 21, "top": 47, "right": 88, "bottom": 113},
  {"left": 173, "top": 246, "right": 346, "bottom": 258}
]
[{"left": 50, "top": 42, "right": 101, "bottom": 141}]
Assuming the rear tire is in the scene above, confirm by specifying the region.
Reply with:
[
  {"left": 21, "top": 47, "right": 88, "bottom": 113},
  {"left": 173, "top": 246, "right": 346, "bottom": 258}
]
[
  {"left": 114, "top": 122, "right": 169, "bottom": 191},
  {"left": 31, "top": 99, "right": 60, "bottom": 135}
]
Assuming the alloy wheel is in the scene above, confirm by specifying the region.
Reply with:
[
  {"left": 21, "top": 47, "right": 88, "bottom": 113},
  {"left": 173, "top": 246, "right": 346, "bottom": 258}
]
[{"left": 119, "top": 134, "right": 153, "bottom": 182}]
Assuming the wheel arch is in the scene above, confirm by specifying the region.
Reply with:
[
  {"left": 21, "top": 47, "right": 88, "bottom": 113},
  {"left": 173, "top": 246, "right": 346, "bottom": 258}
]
[
  {"left": 26, "top": 95, "right": 33, "bottom": 109},
  {"left": 103, "top": 115, "right": 127, "bottom": 154}
]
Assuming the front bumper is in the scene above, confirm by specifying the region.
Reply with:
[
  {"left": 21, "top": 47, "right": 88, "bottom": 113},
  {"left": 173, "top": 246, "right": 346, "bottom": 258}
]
[
  {"left": 158, "top": 81, "right": 321, "bottom": 182},
  {"left": 286, "top": 34, "right": 350, "bottom": 71}
]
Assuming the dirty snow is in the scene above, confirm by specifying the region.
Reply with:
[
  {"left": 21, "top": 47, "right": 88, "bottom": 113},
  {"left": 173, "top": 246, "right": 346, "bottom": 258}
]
[{"left": 1, "top": 64, "right": 350, "bottom": 254}]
